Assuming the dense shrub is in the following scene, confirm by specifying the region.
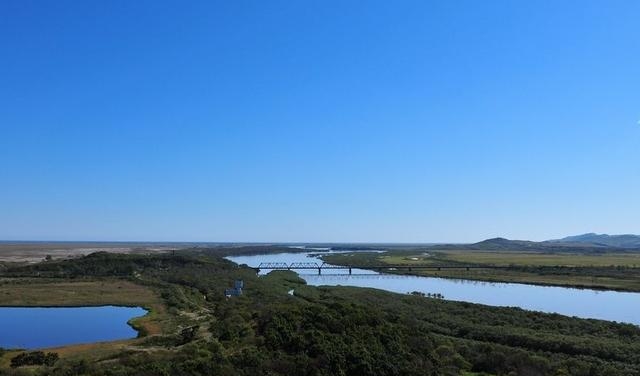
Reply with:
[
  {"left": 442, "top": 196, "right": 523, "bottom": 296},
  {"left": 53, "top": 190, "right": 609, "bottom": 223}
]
[{"left": 10, "top": 351, "right": 58, "bottom": 368}]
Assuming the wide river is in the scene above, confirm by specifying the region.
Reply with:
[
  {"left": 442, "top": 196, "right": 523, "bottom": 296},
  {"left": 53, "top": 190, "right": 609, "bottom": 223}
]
[{"left": 228, "top": 251, "right": 640, "bottom": 325}]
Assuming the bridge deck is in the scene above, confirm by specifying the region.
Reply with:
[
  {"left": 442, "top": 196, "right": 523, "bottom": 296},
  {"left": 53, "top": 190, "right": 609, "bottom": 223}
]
[{"left": 255, "top": 262, "right": 508, "bottom": 274}]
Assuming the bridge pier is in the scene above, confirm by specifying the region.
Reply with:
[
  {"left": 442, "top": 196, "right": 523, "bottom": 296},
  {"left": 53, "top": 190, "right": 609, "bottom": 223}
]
[
  {"left": 318, "top": 268, "right": 321, "bottom": 275},
  {"left": 349, "top": 267, "right": 352, "bottom": 275}
]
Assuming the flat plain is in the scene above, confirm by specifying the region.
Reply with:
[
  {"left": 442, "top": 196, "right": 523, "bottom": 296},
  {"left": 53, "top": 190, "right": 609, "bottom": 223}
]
[{"left": 0, "top": 242, "right": 176, "bottom": 263}]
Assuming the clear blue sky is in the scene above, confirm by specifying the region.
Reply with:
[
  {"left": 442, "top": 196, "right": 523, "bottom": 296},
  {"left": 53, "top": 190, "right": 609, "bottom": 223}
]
[{"left": 1, "top": 1, "right": 638, "bottom": 243}]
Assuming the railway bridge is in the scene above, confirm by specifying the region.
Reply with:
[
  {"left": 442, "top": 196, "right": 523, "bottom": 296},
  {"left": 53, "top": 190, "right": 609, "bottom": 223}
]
[{"left": 256, "top": 262, "right": 508, "bottom": 275}]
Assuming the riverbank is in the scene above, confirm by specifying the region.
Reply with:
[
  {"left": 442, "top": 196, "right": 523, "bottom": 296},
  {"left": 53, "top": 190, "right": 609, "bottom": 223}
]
[
  {"left": 320, "top": 250, "right": 640, "bottom": 292},
  {"left": 230, "top": 250, "right": 640, "bottom": 325},
  {"left": 1, "top": 250, "right": 640, "bottom": 375}
]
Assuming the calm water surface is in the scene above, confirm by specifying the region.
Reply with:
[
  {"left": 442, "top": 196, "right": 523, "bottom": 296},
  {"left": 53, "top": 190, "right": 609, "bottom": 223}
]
[
  {"left": 0, "top": 306, "right": 147, "bottom": 349},
  {"left": 228, "top": 251, "right": 640, "bottom": 325}
]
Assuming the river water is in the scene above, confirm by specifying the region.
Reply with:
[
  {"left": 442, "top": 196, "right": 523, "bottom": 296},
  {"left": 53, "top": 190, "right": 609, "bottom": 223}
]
[{"left": 227, "top": 251, "right": 640, "bottom": 325}]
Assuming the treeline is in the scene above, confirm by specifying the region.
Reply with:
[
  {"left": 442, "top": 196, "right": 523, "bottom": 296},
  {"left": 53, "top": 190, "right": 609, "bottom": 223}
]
[
  {"left": 1, "top": 252, "right": 639, "bottom": 375},
  {"left": 2, "top": 251, "right": 239, "bottom": 280},
  {"left": 197, "top": 245, "right": 305, "bottom": 257}
]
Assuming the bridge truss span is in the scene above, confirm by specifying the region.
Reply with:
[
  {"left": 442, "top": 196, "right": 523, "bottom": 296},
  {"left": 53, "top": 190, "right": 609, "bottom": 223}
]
[
  {"left": 289, "top": 262, "right": 320, "bottom": 269},
  {"left": 255, "top": 262, "right": 508, "bottom": 275},
  {"left": 257, "top": 262, "right": 289, "bottom": 270}
]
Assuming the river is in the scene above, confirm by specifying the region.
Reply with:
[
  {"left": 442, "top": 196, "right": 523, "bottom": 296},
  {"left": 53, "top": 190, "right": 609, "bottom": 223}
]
[{"left": 227, "top": 250, "right": 640, "bottom": 325}]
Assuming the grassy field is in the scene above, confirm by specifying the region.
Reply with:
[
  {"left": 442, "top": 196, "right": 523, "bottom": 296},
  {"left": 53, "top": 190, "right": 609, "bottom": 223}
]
[
  {"left": 0, "top": 279, "right": 158, "bottom": 307},
  {"left": 429, "top": 250, "right": 640, "bottom": 267},
  {"left": 322, "top": 250, "right": 640, "bottom": 291}
]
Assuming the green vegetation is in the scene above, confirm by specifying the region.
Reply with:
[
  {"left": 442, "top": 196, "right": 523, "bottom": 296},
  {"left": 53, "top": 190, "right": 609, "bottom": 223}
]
[
  {"left": 321, "top": 250, "right": 640, "bottom": 291},
  {"left": 1, "top": 250, "right": 639, "bottom": 375},
  {"left": 10, "top": 352, "right": 59, "bottom": 368}
]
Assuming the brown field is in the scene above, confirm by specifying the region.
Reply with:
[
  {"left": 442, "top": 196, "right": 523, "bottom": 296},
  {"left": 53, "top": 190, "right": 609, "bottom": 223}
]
[{"left": 0, "top": 242, "right": 177, "bottom": 263}]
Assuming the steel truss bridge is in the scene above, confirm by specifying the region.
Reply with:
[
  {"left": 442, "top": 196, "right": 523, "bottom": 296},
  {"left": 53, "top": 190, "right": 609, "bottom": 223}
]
[{"left": 256, "top": 262, "right": 509, "bottom": 275}]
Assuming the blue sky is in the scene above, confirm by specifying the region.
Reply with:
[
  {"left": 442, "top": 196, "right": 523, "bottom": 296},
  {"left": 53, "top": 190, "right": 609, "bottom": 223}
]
[{"left": 1, "top": 1, "right": 638, "bottom": 242}]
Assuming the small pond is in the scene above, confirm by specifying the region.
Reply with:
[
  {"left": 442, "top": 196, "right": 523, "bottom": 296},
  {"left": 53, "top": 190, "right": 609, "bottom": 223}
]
[{"left": 0, "top": 306, "right": 147, "bottom": 349}]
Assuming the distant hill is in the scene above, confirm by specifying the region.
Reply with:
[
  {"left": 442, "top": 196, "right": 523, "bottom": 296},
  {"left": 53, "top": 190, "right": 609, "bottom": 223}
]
[
  {"left": 427, "top": 237, "right": 629, "bottom": 253},
  {"left": 466, "top": 238, "right": 541, "bottom": 250},
  {"left": 551, "top": 233, "right": 640, "bottom": 249}
]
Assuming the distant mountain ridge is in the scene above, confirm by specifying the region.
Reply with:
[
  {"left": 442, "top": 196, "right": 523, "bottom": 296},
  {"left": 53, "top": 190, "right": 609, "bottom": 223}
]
[
  {"left": 551, "top": 233, "right": 640, "bottom": 249},
  {"left": 427, "top": 235, "right": 640, "bottom": 252}
]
